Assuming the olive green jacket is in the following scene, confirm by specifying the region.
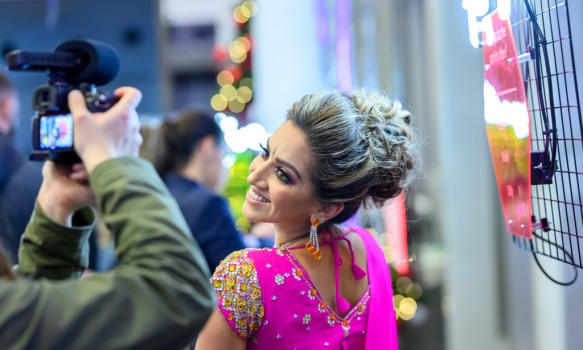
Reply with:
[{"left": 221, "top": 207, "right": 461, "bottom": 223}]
[{"left": 0, "top": 158, "right": 215, "bottom": 350}]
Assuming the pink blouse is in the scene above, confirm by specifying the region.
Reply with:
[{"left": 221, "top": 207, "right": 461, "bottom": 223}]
[{"left": 210, "top": 228, "right": 398, "bottom": 350}]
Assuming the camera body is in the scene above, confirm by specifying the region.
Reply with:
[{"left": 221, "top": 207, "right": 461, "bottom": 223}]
[
  {"left": 29, "top": 81, "right": 119, "bottom": 162},
  {"left": 6, "top": 40, "right": 120, "bottom": 162}
]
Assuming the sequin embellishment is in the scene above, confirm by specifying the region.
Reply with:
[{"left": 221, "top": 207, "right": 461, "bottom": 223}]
[
  {"left": 303, "top": 314, "right": 311, "bottom": 324},
  {"left": 210, "top": 250, "right": 264, "bottom": 340},
  {"left": 292, "top": 268, "right": 302, "bottom": 280},
  {"left": 275, "top": 274, "right": 284, "bottom": 285}
]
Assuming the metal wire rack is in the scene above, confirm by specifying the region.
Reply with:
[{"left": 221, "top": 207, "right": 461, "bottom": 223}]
[{"left": 509, "top": 0, "right": 583, "bottom": 269}]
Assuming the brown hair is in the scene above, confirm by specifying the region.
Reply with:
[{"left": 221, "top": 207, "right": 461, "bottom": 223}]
[
  {"left": 143, "top": 110, "right": 224, "bottom": 177},
  {"left": 287, "top": 89, "right": 419, "bottom": 226}
]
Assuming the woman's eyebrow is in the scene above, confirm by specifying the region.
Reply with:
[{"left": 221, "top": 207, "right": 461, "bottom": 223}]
[{"left": 275, "top": 157, "right": 302, "bottom": 181}]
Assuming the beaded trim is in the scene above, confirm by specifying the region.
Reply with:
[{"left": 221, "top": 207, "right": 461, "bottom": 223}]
[{"left": 211, "top": 250, "right": 265, "bottom": 339}]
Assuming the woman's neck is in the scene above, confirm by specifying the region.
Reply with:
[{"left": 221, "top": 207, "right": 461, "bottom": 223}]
[{"left": 273, "top": 222, "right": 312, "bottom": 246}]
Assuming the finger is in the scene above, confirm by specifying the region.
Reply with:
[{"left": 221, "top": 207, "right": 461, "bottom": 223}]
[
  {"left": 71, "top": 163, "right": 86, "bottom": 172},
  {"left": 70, "top": 170, "right": 89, "bottom": 182},
  {"left": 105, "top": 87, "right": 142, "bottom": 120},
  {"left": 42, "top": 161, "right": 54, "bottom": 178},
  {"left": 68, "top": 90, "right": 92, "bottom": 123}
]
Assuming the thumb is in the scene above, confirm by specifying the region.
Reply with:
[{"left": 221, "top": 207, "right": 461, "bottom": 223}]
[{"left": 68, "top": 90, "right": 91, "bottom": 122}]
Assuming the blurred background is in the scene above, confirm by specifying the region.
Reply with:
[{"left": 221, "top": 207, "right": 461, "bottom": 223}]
[{"left": 2, "top": 0, "right": 583, "bottom": 349}]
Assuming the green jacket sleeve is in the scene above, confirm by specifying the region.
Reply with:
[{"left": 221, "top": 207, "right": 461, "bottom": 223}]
[{"left": 1, "top": 157, "right": 215, "bottom": 350}]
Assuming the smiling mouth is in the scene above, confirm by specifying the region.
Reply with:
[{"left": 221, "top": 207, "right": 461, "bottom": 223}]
[{"left": 249, "top": 188, "right": 271, "bottom": 203}]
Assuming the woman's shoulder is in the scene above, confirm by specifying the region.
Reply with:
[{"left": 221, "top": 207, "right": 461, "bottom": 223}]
[{"left": 210, "top": 248, "right": 280, "bottom": 339}]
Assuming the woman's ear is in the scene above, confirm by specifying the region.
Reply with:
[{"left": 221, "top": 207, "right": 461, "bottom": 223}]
[{"left": 321, "top": 203, "right": 344, "bottom": 223}]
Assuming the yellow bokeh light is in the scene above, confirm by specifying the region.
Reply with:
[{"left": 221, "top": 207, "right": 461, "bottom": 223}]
[
  {"left": 230, "top": 51, "right": 247, "bottom": 64},
  {"left": 230, "top": 41, "right": 247, "bottom": 56},
  {"left": 235, "top": 217, "right": 251, "bottom": 233},
  {"left": 382, "top": 246, "right": 396, "bottom": 264},
  {"left": 239, "top": 77, "right": 255, "bottom": 91},
  {"left": 233, "top": 6, "right": 250, "bottom": 23},
  {"left": 392, "top": 295, "right": 404, "bottom": 309},
  {"left": 237, "top": 86, "right": 253, "bottom": 103},
  {"left": 242, "top": 1, "right": 258, "bottom": 16},
  {"left": 229, "top": 96, "right": 246, "bottom": 113},
  {"left": 396, "top": 277, "right": 412, "bottom": 293},
  {"left": 211, "top": 94, "right": 228, "bottom": 111},
  {"left": 406, "top": 283, "right": 424, "bottom": 300},
  {"left": 236, "top": 36, "right": 251, "bottom": 51},
  {"left": 220, "top": 85, "right": 237, "bottom": 101},
  {"left": 240, "top": 5, "right": 251, "bottom": 18},
  {"left": 217, "top": 71, "right": 234, "bottom": 86},
  {"left": 398, "top": 298, "right": 417, "bottom": 321}
]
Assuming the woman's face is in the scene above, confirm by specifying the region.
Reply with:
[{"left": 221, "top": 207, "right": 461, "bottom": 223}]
[{"left": 243, "top": 121, "right": 319, "bottom": 225}]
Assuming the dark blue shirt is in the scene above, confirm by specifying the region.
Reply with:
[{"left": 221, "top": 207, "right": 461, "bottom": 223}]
[
  {"left": 163, "top": 172, "right": 245, "bottom": 272},
  {"left": 0, "top": 134, "right": 43, "bottom": 263}
]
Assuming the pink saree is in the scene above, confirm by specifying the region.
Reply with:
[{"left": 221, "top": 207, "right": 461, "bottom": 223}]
[{"left": 210, "top": 227, "right": 398, "bottom": 350}]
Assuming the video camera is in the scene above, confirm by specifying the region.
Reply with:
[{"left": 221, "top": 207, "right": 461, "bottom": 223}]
[{"left": 5, "top": 39, "right": 120, "bottom": 162}]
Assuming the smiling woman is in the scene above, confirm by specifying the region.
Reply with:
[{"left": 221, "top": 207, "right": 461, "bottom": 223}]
[{"left": 196, "top": 89, "right": 419, "bottom": 350}]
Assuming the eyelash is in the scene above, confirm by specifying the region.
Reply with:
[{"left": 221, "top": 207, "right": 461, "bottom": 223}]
[
  {"left": 260, "top": 143, "right": 269, "bottom": 160},
  {"left": 259, "top": 143, "right": 292, "bottom": 184}
]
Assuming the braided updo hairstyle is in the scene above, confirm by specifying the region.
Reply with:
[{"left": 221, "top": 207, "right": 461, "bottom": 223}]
[{"left": 287, "top": 89, "right": 419, "bottom": 227}]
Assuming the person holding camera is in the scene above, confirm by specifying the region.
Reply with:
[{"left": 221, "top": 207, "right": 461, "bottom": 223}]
[{"left": 0, "top": 87, "right": 215, "bottom": 349}]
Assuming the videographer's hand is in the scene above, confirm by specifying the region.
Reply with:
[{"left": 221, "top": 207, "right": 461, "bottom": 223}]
[
  {"left": 37, "top": 162, "right": 95, "bottom": 226},
  {"left": 68, "top": 87, "right": 143, "bottom": 173}
]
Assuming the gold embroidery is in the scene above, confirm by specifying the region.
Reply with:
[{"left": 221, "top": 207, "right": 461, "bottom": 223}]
[{"left": 211, "top": 250, "right": 264, "bottom": 339}]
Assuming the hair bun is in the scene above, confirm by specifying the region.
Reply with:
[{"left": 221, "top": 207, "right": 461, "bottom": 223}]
[{"left": 350, "top": 90, "right": 417, "bottom": 206}]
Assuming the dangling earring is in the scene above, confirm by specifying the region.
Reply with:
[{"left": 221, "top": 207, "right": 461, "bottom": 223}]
[{"left": 306, "top": 217, "right": 322, "bottom": 260}]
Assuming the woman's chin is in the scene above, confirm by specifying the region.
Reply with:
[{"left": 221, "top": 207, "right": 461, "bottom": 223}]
[{"left": 242, "top": 201, "right": 267, "bottom": 223}]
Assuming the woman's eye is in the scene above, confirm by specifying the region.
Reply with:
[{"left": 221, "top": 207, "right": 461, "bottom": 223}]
[
  {"left": 260, "top": 143, "right": 269, "bottom": 160},
  {"left": 275, "top": 168, "right": 291, "bottom": 184}
]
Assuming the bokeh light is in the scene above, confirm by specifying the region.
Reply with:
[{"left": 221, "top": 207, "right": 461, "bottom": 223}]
[
  {"left": 220, "top": 85, "right": 237, "bottom": 101},
  {"left": 236, "top": 36, "right": 251, "bottom": 52},
  {"left": 239, "top": 77, "right": 255, "bottom": 91},
  {"left": 211, "top": 94, "right": 228, "bottom": 111},
  {"left": 396, "top": 277, "right": 412, "bottom": 294},
  {"left": 242, "top": 1, "right": 258, "bottom": 17},
  {"left": 398, "top": 298, "right": 417, "bottom": 321},
  {"left": 230, "top": 51, "right": 247, "bottom": 64},
  {"left": 222, "top": 153, "right": 237, "bottom": 169},
  {"left": 219, "top": 116, "right": 239, "bottom": 132},
  {"left": 237, "top": 86, "right": 253, "bottom": 103},
  {"left": 406, "top": 283, "right": 424, "bottom": 300},
  {"left": 233, "top": 6, "right": 250, "bottom": 23},
  {"left": 382, "top": 246, "right": 396, "bottom": 264},
  {"left": 229, "top": 96, "right": 246, "bottom": 113},
  {"left": 217, "top": 71, "right": 234, "bottom": 86}
]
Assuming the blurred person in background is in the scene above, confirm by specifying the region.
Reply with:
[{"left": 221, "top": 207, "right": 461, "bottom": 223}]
[
  {"left": 142, "top": 109, "right": 245, "bottom": 272},
  {"left": 196, "top": 90, "right": 419, "bottom": 350},
  {"left": 0, "top": 87, "right": 215, "bottom": 349},
  {"left": 0, "top": 72, "right": 43, "bottom": 263}
]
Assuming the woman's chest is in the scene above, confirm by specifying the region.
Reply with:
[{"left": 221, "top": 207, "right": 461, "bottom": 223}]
[{"left": 248, "top": 249, "right": 370, "bottom": 350}]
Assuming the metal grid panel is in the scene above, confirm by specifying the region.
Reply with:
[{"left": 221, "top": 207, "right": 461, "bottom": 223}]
[{"left": 509, "top": 0, "right": 583, "bottom": 268}]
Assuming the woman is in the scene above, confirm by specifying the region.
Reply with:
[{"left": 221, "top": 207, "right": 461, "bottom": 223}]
[
  {"left": 142, "top": 110, "right": 246, "bottom": 272},
  {"left": 0, "top": 88, "right": 215, "bottom": 349},
  {"left": 196, "top": 90, "right": 418, "bottom": 350}
]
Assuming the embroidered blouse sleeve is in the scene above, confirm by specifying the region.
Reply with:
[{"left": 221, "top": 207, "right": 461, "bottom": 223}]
[{"left": 211, "top": 250, "right": 264, "bottom": 339}]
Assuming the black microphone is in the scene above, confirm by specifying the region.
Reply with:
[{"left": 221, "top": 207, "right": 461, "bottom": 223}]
[{"left": 6, "top": 39, "right": 120, "bottom": 87}]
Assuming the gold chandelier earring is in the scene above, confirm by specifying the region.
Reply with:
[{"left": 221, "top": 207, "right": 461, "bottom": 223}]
[{"left": 306, "top": 217, "right": 322, "bottom": 260}]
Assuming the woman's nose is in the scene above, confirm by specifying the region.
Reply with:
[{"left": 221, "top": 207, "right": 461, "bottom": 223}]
[{"left": 247, "top": 156, "right": 268, "bottom": 189}]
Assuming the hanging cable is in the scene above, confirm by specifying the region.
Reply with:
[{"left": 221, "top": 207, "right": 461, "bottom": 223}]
[{"left": 529, "top": 232, "right": 578, "bottom": 286}]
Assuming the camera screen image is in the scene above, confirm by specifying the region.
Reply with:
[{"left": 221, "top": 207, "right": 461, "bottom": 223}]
[{"left": 39, "top": 114, "right": 73, "bottom": 150}]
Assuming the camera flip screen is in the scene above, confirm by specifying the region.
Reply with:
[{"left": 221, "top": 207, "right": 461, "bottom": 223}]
[{"left": 39, "top": 114, "right": 73, "bottom": 150}]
